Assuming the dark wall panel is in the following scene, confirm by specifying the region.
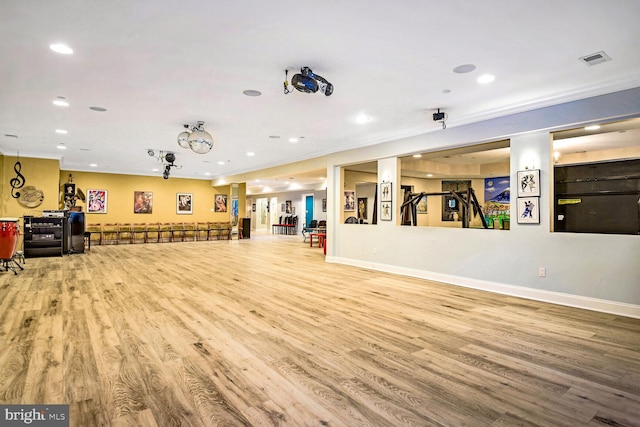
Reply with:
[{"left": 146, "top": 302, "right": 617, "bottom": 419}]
[{"left": 555, "top": 158, "right": 640, "bottom": 235}]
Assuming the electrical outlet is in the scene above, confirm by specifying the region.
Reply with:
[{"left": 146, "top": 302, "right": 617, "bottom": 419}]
[{"left": 538, "top": 267, "right": 546, "bottom": 277}]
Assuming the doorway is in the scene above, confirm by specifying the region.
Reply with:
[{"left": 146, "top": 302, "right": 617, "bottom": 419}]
[
  {"left": 305, "top": 195, "right": 314, "bottom": 227},
  {"left": 255, "top": 198, "right": 269, "bottom": 232}
]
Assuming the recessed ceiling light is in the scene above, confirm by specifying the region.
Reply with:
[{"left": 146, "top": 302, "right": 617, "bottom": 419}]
[
  {"left": 247, "top": 152, "right": 255, "bottom": 156},
  {"left": 477, "top": 74, "right": 495, "bottom": 84},
  {"left": 584, "top": 125, "right": 601, "bottom": 131},
  {"left": 453, "top": 64, "right": 476, "bottom": 74},
  {"left": 356, "top": 114, "right": 371, "bottom": 124},
  {"left": 412, "top": 154, "right": 422, "bottom": 158},
  {"left": 284, "top": 181, "right": 290, "bottom": 185},
  {"left": 204, "top": 172, "right": 211, "bottom": 176},
  {"left": 289, "top": 137, "right": 299, "bottom": 143},
  {"left": 152, "top": 168, "right": 159, "bottom": 172},
  {"left": 55, "top": 129, "right": 68, "bottom": 134},
  {"left": 49, "top": 43, "right": 73, "bottom": 54},
  {"left": 426, "top": 173, "right": 433, "bottom": 177},
  {"left": 56, "top": 144, "right": 67, "bottom": 150},
  {"left": 52, "top": 99, "right": 69, "bottom": 107},
  {"left": 89, "top": 163, "right": 98, "bottom": 167},
  {"left": 89, "top": 106, "right": 107, "bottom": 112},
  {"left": 243, "top": 89, "right": 262, "bottom": 96},
  {"left": 217, "top": 161, "right": 225, "bottom": 165}
]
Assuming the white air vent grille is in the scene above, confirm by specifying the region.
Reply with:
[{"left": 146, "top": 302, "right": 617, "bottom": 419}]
[{"left": 579, "top": 51, "right": 612, "bottom": 66}]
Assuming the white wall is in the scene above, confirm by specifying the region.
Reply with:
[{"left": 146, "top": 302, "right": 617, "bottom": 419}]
[
  {"left": 326, "top": 87, "right": 640, "bottom": 318},
  {"left": 258, "top": 189, "right": 327, "bottom": 231}
]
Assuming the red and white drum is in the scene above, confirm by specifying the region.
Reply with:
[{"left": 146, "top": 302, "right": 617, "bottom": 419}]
[{"left": 0, "top": 218, "right": 20, "bottom": 260}]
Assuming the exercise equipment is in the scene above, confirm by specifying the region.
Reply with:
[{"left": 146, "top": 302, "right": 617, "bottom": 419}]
[{"left": 400, "top": 188, "right": 489, "bottom": 228}]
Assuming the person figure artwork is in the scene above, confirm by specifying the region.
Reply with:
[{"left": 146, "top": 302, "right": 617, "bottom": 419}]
[
  {"left": 88, "top": 190, "right": 106, "bottom": 213},
  {"left": 382, "top": 202, "right": 390, "bottom": 218},
  {"left": 382, "top": 185, "right": 389, "bottom": 200},
  {"left": 521, "top": 173, "right": 536, "bottom": 194},
  {"left": 215, "top": 194, "right": 227, "bottom": 212},
  {"left": 358, "top": 199, "right": 367, "bottom": 220},
  {"left": 521, "top": 200, "right": 535, "bottom": 218},
  {"left": 344, "top": 192, "right": 355, "bottom": 211}
]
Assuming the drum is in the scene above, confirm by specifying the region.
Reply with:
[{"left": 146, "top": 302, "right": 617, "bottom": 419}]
[{"left": 0, "top": 218, "right": 20, "bottom": 260}]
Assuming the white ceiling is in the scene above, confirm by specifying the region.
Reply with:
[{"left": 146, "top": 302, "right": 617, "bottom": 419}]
[{"left": 2, "top": 1, "right": 640, "bottom": 188}]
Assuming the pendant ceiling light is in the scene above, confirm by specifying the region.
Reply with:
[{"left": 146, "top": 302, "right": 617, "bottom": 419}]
[{"left": 177, "top": 121, "right": 213, "bottom": 154}]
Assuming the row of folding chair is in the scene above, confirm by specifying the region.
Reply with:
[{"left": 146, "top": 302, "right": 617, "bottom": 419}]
[
  {"left": 86, "top": 222, "right": 232, "bottom": 245},
  {"left": 272, "top": 215, "right": 298, "bottom": 235}
]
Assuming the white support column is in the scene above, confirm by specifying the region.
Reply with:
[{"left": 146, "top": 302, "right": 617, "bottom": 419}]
[{"left": 378, "top": 157, "right": 400, "bottom": 226}]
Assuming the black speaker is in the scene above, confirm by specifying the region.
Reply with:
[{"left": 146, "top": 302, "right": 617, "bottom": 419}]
[{"left": 68, "top": 211, "right": 85, "bottom": 253}]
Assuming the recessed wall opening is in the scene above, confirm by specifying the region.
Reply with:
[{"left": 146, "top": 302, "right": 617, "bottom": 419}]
[
  {"left": 400, "top": 140, "right": 511, "bottom": 229},
  {"left": 342, "top": 161, "right": 378, "bottom": 224}
]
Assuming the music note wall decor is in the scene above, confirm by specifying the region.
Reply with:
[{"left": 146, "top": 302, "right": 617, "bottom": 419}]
[{"left": 9, "top": 156, "right": 26, "bottom": 198}]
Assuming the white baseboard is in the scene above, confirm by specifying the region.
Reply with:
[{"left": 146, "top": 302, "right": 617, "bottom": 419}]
[{"left": 326, "top": 256, "right": 640, "bottom": 319}]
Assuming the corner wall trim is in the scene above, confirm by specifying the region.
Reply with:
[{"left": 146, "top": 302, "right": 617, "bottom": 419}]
[{"left": 326, "top": 256, "right": 640, "bottom": 319}]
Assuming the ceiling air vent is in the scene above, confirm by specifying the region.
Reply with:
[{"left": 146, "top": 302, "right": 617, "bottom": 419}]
[{"left": 579, "top": 51, "right": 612, "bottom": 66}]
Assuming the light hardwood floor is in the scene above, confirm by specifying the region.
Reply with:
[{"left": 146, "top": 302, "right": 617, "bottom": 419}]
[{"left": 0, "top": 235, "right": 639, "bottom": 426}]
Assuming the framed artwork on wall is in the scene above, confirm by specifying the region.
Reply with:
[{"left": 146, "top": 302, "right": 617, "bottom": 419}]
[
  {"left": 344, "top": 191, "right": 355, "bottom": 211},
  {"left": 322, "top": 198, "right": 327, "bottom": 212},
  {"left": 517, "top": 169, "right": 540, "bottom": 197},
  {"left": 285, "top": 200, "right": 292, "bottom": 213},
  {"left": 380, "top": 182, "right": 392, "bottom": 202},
  {"left": 417, "top": 195, "right": 428, "bottom": 214},
  {"left": 63, "top": 182, "right": 75, "bottom": 209},
  {"left": 87, "top": 189, "right": 107, "bottom": 214},
  {"left": 517, "top": 197, "right": 540, "bottom": 224},
  {"left": 380, "top": 201, "right": 392, "bottom": 221},
  {"left": 176, "top": 193, "right": 192, "bottom": 214},
  {"left": 358, "top": 197, "right": 367, "bottom": 219},
  {"left": 134, "top": 191, "right": 153, "bottom": 213},
  {"left": 215, "top": 194, "right": 228, "bottom": 212}
]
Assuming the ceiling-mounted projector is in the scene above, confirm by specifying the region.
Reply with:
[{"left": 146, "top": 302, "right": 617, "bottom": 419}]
[{"left": 284, "top": 67, "right": 333, "bottom": 96}]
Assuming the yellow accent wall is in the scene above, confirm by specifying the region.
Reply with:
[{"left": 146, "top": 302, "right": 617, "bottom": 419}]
[
  {"left": 236, "top": 182, "right": 246, "bottom": 223},
  {"left": 1, "top": 156, "right": 61, "bottom": 218},
  {"left": 60, "top": 170, "right": 233, "bottom": 225}
]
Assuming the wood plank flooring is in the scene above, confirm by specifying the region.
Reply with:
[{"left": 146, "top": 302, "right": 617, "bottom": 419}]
[{"left": 1, "top": 235, "right": 639, "bottom": 426}]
